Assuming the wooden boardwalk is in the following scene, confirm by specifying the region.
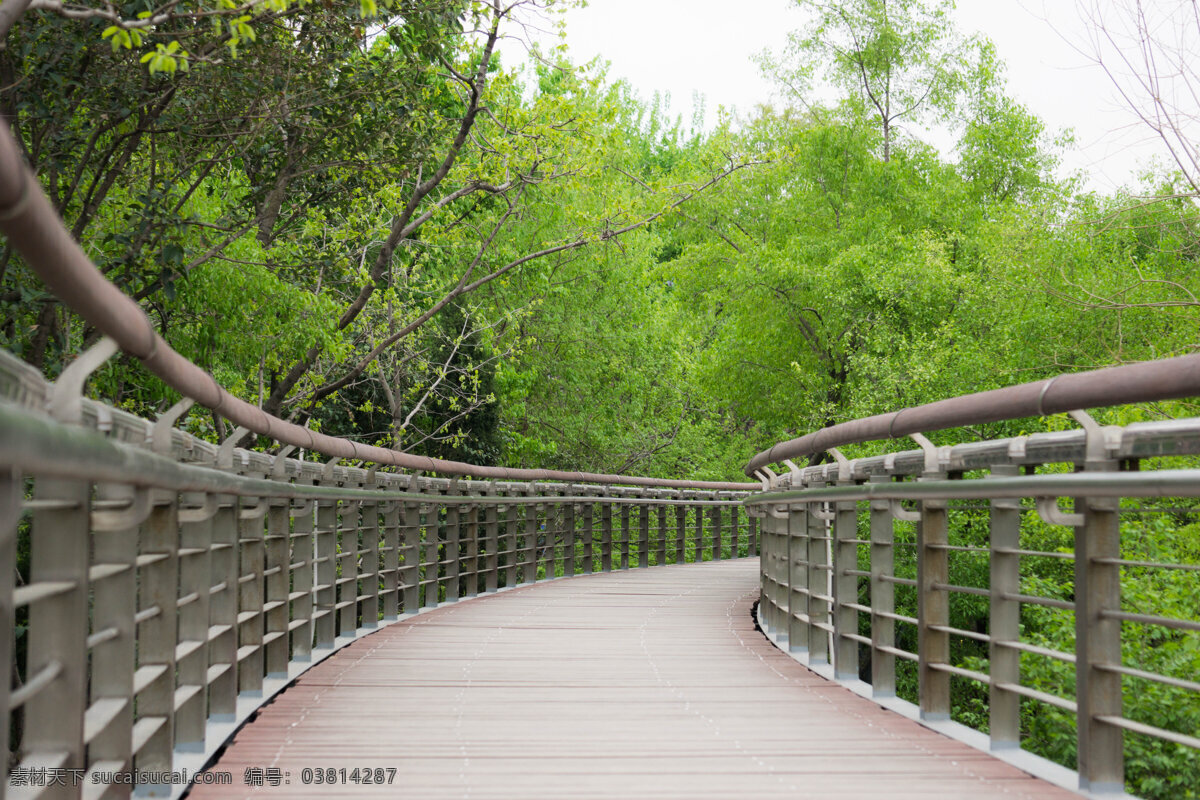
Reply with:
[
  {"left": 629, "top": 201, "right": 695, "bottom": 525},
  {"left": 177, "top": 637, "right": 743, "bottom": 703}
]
[{"left": 188, "top": 560, "right": 1078, "bottom": 799}]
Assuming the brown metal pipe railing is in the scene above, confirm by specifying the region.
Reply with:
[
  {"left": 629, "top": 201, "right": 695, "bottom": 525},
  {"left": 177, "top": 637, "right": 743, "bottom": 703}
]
[
  {"left": 744, "top": 353, "right": 1200, "bottom": 477},
  {"left": 0, "top": 120, "right": 752, "bottom": 491},
  {"left": 0, "top": 368, "right": 757, "bottom": 800},
  {"left": 750, "top": 420, "right": 1200, "bottom": 796}
]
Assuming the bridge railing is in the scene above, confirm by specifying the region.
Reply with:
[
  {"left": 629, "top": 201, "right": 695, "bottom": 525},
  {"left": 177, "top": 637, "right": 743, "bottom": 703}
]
[
  {"left": 748, "top": 398, "right": 1200, "bottom": 796},
  {"left": 0, "top": 348, "right": 757, "bottom": 800},
  {"left": 0, "top": 115, "right": 760, "bottom": 800}
]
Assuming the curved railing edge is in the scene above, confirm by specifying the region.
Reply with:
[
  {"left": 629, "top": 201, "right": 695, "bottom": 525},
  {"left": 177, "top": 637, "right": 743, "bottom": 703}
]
[
  {"left": 2, "top": 396, "right": 751, "bottom": 800},
  {"left": 745, "top": 353, "right": 1200, "bottom": 477},
  {"left": 745, "top": 413, "right": 1200, "bottom": 797},
  {"left": 0, "top": 122, "right": 753, "bottom": 492},
  {"left": 1, "top": 361, "right": 759, "bottom": 799}
]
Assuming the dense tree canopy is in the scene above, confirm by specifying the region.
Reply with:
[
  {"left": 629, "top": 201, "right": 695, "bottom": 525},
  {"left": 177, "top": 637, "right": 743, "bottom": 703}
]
[{"left": 2, "top": 0, "right": 1195, "bottom": 468}]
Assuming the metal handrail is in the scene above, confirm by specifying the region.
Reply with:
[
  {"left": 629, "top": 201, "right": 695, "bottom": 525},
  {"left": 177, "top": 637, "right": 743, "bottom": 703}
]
[
  {"left": 743, "top": 468, "right": 1200, "bottom": 502},
  {"left": 0, "top": 120, "right": 752, "bottom": 491},
  {"left": 0, "top": 365, "right": 757, "bottom": 800},
  {"left": 744, "top": 354, "right": 1200, "bottom": 476},
  {"left": 751, "top": 420, "right": 1200, "bottom": 797},
  {"left": 0, "top": 401, "right": 742, "bottom": 507}
]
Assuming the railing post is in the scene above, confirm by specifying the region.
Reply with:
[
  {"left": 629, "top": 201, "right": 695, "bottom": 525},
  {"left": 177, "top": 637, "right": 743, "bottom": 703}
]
[
  {"left": 208, "top": 493, "right": 239, "bottom": 719},
  {"left": 0, "top": 471, "right": 14, "bottom": 792},
  {"left": 917, "top": 467, "right": 951, "bottom": 721},
  {"left": 401, "top": 498, "right": 421, "bottom": 609},
  {"left": 315, "top": 497, "right": 338, "bottom": 643},
  {"left": 774, "top": 504, "right": 788, "bottom": 636},
  {"left": 638, "top": 499, "right": 650, "bottom": 568},
  {"left": 522, "top": 486, "right": 538, "bottom": 584},
  {"left": 748, "top": 510, "right": 758, "bottom": 557},
  {"left": 136, "top": 500, "right": 181, "bottom": 780},
  {"left": 24, "top": 476, "right": 91, "bottom": 792},
  {"left": 444, "top": 482, "right": 461, "bottom": 602},
  {"left": 601, "top": 500, "right": 613, "bottom": 572},
  {"left": 463, "top": 501, "right": 480, "bottom": 597},
  {"left": 175, "top": 491, "right": 211, "bottom": 751},
  {"left": 675, "top": 501, "right": 686, "bottom": 563},
  {"left": 656, "top": 501, "right": 668, "bottom": 566},
  {"left": 728, "top": 500, "right": 739, "bottom": 558},
  {"left": 544, "top": 496, "right": 560, "bottom": 579},
  {"left": 774, "top": 503, "right": 788, "bottom": 639},
  {"left": 359, "top": 498, "right": 381, "bottom": 625},
  {"left": 757, "top": 506, "right": 771, "bottom": 629},
  {"left": 620, "top": 500, "right": 631, "bottom": 569},
  {"left": 503, "top": 492, "right": 518, "bottom": 588},
  {"left": 336, "top": 500, "right": 360, "bottom": 637},
  {"left": 869, "top": 474, "right": 895, "bottom": 697},
  {"left": 757, "top": 506, "right": 770, "bottom": 625},
  {"left": 1076, "top": 464, "right": 1124, "bottom": 792},
  {"left": 806, "top": 486, "right": 829, "bottom": 666},
  {"left": 540, "top": 491, "right": 556, "bottom": 579},
  {"left": 694, "top": 499, "right": 705, "bottom": 561},
  {"left": 832, "top": 491, "right": 859, "bottom": 681},
  {"left": 238, "top": 496, "right": 267, "bottom": 693},
  {"left": 89, "top": 483, "right": 139, "bottom": 783},
  {"left": 988, "top": 463, "right": 1021, "bottom": 750},
  {"left": 485, "top": 488, "right": 500, "bottom": 592},
  {"left": 578, "top": 495, "right": 592, "bottom": 574},
  {"left": 564, "top": 497, "right": 577, "bottom": 576},
  {"left": 382, "top": 499, "right": 402, "bottom": 619},
  {"left": 289, "top": 485, "right": 315, "bottom": 659},
  {"left": 713, "top": 498, "right": 723, "bottom": 560},
  {"left": 767, "top": 505, "right": 786, "bottom": 636},
  {"left": 756, "top": 506, "right": 769, "bottom": 626},
  {"left": 264, "top": 497, "right": 292, "bottom": 673},
  {"left": 423, "top": 496, "right": 440, "bottom": 607},
  {"left": 787, "top": 502, "right": 806, "bottom": 653}
]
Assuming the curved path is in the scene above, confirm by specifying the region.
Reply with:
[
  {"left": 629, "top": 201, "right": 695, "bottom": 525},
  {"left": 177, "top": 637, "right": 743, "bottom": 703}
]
[{"left": 189, "top": 560, "right": 1077, "bottom": 799}]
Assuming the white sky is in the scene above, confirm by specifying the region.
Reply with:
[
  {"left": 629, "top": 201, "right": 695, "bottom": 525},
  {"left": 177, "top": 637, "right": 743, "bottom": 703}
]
[{"left": 503, "top": 0, "right": 1187, "bottom": 194}]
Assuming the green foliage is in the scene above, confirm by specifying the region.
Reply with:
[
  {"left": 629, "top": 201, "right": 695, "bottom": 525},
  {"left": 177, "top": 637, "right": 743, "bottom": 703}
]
[
  {"left": 73, "top": 0, "right": 421, "bottom": 70},
  {"left": 768, "top": 0, "right": 988, "bottom": 162},
  {"left": 5, "top": 3, "right": 1200, "bottom": 790}
]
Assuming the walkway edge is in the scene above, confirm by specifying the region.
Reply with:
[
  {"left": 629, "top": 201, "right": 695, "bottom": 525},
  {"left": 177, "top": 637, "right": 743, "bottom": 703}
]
[
  {"left": 753, "top": 607, "right": 1135, "bottom": 800},
  {"left": 173, "top": 585, "right": 525, "bottom": 800}
]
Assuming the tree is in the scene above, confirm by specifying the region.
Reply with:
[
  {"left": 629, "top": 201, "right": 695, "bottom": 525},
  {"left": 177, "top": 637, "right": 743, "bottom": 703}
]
[
  {"left": 661, "top": 6, "right": 1066, "bottom": 447},
  {"left": 665, "top": 107, "right": 986, "bottom": 438},
  {"left": 0, "top": 0, "right": 473, "bottom": 376},
  {"left": 956, "top": 42, "right": 1059, "bottom": 206},
  {"left": 446, "top": 85, "right": 759, "bottom": 479},
  {"left": 1027, "top": 1, "right": 1200, "bottom": 363},
  {"left": 0, "top": 0, "right": 466, "bottom": 73},
  {"left": 0, "top": 0, "right": 748, "bottom": 466},
  {"left": 768, "top": 0, "right": 981, "bottom": 161}
]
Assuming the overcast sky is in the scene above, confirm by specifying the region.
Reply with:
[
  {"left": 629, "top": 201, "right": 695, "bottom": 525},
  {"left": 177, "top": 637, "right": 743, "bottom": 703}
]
[{"left": 503, "top": 0, "right": 1183, "bottom": 194}]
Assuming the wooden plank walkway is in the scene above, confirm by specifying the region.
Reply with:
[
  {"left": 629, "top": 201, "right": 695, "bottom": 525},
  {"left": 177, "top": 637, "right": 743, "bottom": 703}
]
[{"left": 188, "top": 560, "right": 1078, "bottom": 799}]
